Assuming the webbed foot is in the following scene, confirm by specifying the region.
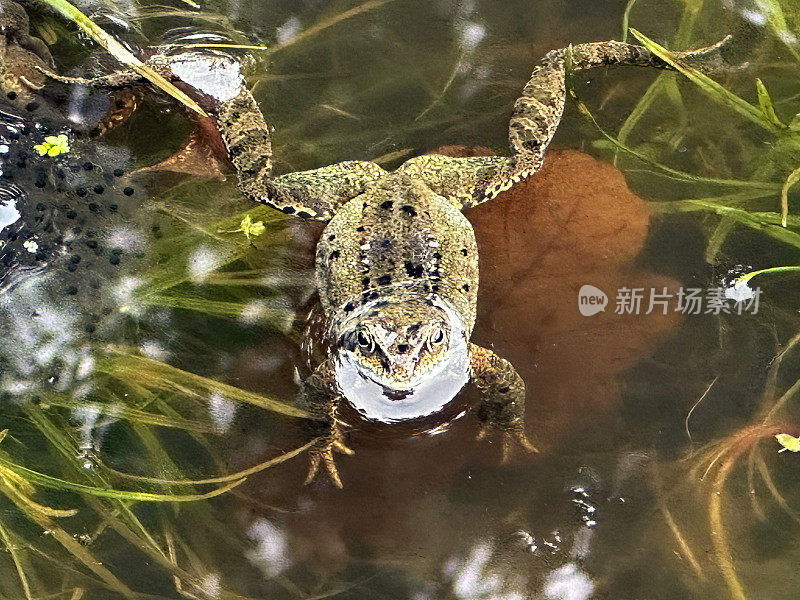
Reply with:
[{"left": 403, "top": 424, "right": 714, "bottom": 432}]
[
  {"left": 469, "top": 343, "right": 538, "bottom": 463},
  {"left": 133, "top": 130, "right": 226, "bottom": 180},
  {"left": 477, "top": 422, "right": 538, "bottom": 463},
  {"left": 305, "top": 431, "right": 353, "bottom": 488}
]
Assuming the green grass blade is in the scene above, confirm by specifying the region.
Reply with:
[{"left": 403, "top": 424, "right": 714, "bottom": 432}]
[
  {"left": 620, "top": 0, "right": 638, "bottom": 42},
  {"left": 0, "top": 458, "right": 244, "bottom": 502},
  {"left": 736, "top": 265, "right": 800, "bottom": 285},
  {"left": 101, "top": 439, "right": 314, "bottom": 485},
  {"left": 568, "top": 80, "right": 780, "bottom": 191},
  {"left": 0, "top": 522, "right": 33, "bottom": 600},
  {"left": 40, "top": 0, "right": 208, "bottom": 117},
  {"left": 654, "top": 201, "right": 800, "bottom": 247},
  {"left": 756, "top": 78, "right": 785, "bottom": 128},
  {"left": 753, "top": 0, "right": 800, "bottom": 62},
  {"left": 97, "top": 348, "right": 310, "bottom": 419},
  {"left": 780, "top": 165, "right": 800, "bottom": 226},
  {"left": 705, "top": 217, "right": 736, "bottom": 263},
  {"left": 629, "top": 28, "right": 785, "bottom": 134},
  {"left": 0, "top": 479, "right": 135, "bottom": 598}
]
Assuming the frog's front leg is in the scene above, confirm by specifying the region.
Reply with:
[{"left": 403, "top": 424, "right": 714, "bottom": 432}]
[
  {"left": 298, "top": 359, "right": 353, "bottom": 488},
  {"left": 469, "top": 343, "right": 538, "bottom": 462}
]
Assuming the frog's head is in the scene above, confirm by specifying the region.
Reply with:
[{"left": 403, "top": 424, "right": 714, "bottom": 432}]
[{"left": 332, "top": 296, "right": 470, "bottom": 422}]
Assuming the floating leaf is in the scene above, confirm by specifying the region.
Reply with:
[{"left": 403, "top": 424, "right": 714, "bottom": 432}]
[
  {"left": 219, "top": 213, "right": 267, "bottom": 242},
  {"left": 776, "top": 433, "right": 800, "bottom": 452},
  {"left": 34, "top": 134, "right": 70, "bottom": 157},
  {"left": 239, "top": 214, "right": 266, "bottom": 241}
]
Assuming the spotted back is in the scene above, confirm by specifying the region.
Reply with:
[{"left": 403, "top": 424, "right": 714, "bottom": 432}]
[{"left": 315, "top": 173, "right": 479, "bottom": 337}]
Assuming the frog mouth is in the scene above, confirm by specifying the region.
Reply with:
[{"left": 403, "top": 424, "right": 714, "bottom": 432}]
[
  {"left": 383, "top": 388, "right": 412, "bottom": 401},
  {"left": 333, "top": 343, "right": 470, "bottom": 423}
]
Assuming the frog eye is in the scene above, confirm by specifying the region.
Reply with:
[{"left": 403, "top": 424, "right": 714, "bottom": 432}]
[
  {"left": 357, "top": 329, "right": 375, "bottom": 352},
  {"left": 428, "top": 326, "right": 446, "bottom": 348}
]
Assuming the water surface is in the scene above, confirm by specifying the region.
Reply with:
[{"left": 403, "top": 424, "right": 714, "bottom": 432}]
[{"left": 2, "top": 1, "right": 800, "bottom": 599}]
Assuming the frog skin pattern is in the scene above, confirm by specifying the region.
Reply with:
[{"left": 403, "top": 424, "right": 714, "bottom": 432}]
[{"left": 10, "top": 0, "right": 727, "bottom": 486}]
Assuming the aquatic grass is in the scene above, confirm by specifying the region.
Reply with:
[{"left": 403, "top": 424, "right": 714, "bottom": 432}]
[
  {"left": 605, "top": 5, "right": 800, "bottom": 598},
  {"left": 615, "top": 0, "right": 706, "bottom": 159},
  {"left": 40, "top": 0, "right": 208, "bottom": 117},
  {"left": 0, "top": 453, "right": 245, "bottom": 502},
  {"left": 568, "top": 80, "right": 782, "bottom": 191},
  {"left": 629, "top": 29, "right": 788, "bottom": 135},
  {"left": 780, "top": 165, "right": 800, "bottom": 225},
  {"left": 0, "top": 472, "right": 135, "bottom": 598},
  {"left": 40, "top": 392, "right": 217, "bottom": 433},
  {"left": 653, "top": 202, "right": 800, "bottom": 247},
  {"left": 0, "top": 383, "right": 312, "bottom": 598},
  {"left": 96, "top": 347, "right": 310, "bottom": 419},
  {"left": 612, "top": 30, "right": 800, "bottom": 228},
  {"left": 733, "top": 265, "right": 800, "bottom": 286},
  {"left": 15, "top": 386, "right": 308, "bottom": 595},
  {"left": 673, "top": 333, "right": 800, "bottom": 600},
  {"left": 98, "top": 439, "right": 315, "bottom": 486},
  {"left": 108, "top": 178, "right": 304, "bottom": 328},
  {"left": 751, "top": 0, "right": 800, "bottom": 63},
  {"left": 0, "top": 521, "right": 34, "bottom": 600},
  {"left": 175, "top": 0, "right": 397, "bottom": 58}
]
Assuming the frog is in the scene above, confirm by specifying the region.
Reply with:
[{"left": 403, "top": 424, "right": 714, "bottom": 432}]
[
  {"left": 9, "top": 0, "right": 727, "bottom": 486},
  {"left": 188, "top": 38, "right": 727, "bottom": 487}
]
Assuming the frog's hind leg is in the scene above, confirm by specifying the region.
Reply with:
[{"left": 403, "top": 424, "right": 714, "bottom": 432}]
[
  {"left": 215, "top": 87, "right": 387, "bottom": 220},
  {"left": 401, "top": 38, "right": 727, "bottom": 210},
  {"left": 482, "top": 38, "right": 728, "bottom": 201},
  {"left": 297, "top": 359, "right": 353, "bottom": 488}
]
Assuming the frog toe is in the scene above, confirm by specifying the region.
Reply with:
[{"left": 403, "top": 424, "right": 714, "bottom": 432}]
[
  {"left": 305, "top": 449, "right": 343, "bottom": 488},
  {"left": 478, "top": 424, "right": 538, "bottom": 463},
  {"left": 304, "top": 435, "right": 353, "bottom": 488},
  {"left": 501, "top": 429, "right": 539, "bottom": 463}
]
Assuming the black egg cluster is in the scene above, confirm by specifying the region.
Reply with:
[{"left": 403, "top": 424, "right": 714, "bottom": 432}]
[{"left": 0, "top": 95, "right": 142, "bottom": 334}]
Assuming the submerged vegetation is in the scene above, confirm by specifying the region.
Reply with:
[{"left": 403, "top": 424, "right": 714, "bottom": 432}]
[
  {"left": 582, "top": 2, "right": 800, "bottom": 599},
  {"left": 2, "top": 0, "right": 800, "bottom": 597}
]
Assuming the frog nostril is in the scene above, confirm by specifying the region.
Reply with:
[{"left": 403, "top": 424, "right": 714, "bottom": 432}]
[{"left": 397, "top": 344, "right": 409, "bottom": 354}]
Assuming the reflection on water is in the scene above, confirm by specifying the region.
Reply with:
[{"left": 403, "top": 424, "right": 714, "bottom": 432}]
[{"left": 1, "top": 0, "right": 800, "bottom": 599}]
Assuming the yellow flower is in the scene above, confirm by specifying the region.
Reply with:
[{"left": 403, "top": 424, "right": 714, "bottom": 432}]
[
  {"left": 775, "top": 433, "right": 800, "bottom": 452},
  {"left": 218, "top": 214, "right": 267, "bottom": 243},
  {"left": 34, "top": 134, "right": 70, "bottom": 157},
  {"left": 238, "top": 214, "right": 266, "bottom": 241}
]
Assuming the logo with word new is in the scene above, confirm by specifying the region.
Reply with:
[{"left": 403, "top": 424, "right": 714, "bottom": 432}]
[{"left": 578, "top": 285, "right": 608, "bottom": 316}]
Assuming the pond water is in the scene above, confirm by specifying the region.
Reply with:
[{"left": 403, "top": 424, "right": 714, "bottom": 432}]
[{"left": 2, "top": 0, "right": 800, "bottom": 599}]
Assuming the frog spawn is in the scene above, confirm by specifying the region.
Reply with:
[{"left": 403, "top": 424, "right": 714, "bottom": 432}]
[{"left": 0, "top": 95, "right": 145, "bottom": 396}]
